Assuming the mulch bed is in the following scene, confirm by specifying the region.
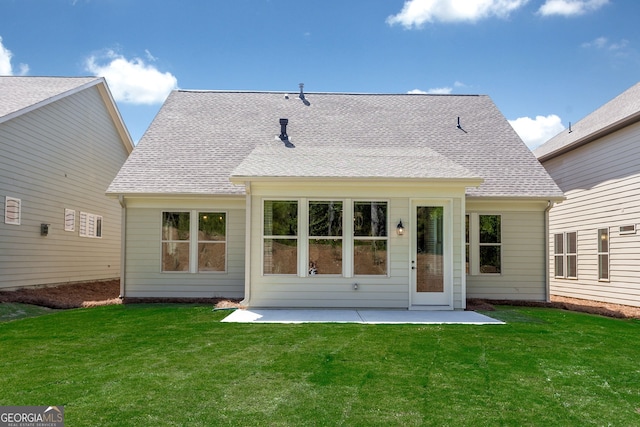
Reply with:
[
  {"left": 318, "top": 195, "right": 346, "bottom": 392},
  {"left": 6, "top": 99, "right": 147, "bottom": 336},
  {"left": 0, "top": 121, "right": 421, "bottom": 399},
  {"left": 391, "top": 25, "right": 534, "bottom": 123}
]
[{"left": 1, "top": 280, "right": 638, "bottom": 319}]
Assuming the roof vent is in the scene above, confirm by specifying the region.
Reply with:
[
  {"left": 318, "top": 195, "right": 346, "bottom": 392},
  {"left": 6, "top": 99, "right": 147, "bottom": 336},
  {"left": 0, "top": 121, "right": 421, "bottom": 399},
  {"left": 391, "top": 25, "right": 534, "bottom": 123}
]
[
  {"left": 279, "top": 118, "right": 289, "bottom": 141},
  {"left": 299, "top": 83, "right": 311, "bottom": 106}
]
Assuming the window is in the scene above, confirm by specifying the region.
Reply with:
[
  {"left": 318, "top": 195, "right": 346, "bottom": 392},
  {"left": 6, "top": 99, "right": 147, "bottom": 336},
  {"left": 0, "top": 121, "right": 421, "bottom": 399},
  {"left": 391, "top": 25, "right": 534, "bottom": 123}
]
[
  {"left": 79, "top": 212, "right": 103, "bottom": 238},
  {"left": 598, "top": 228, "right": 609, "bottom": 281},
  {"left": 353, "top": 201, "right": 387, "bottom": 275},
  {"left": 64, "top": 209, "right": 75, "bottom": 232},
  {"left": 264, "top": 201, "right": 298, "bottom": 275},
  {"left": 4, "top": 196, "right": 20, "bottom": 225},
  {"left": 198, "top": 212, "right": 226, "bottom": 272},
  {"left": 566, "top": 232, "right": 577, "bottom": 279},
  {"left": 479, "top": 215, "right": 501, "bottom": 274},
  {"left": 308, "top": 201, "right": 343, "bottom": 275},
  {"left": 554, "top": 231, "right": 577, "bottom": 279},
  {"left": 162, "top": 212, "right": 190, "bottom": 272},
  {"left": 554, "top": 233, "right": 564, "bottom": 278}
]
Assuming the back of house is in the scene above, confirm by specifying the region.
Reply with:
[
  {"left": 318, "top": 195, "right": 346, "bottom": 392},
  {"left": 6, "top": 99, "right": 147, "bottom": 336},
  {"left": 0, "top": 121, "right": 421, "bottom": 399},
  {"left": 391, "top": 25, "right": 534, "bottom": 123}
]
[
  {"left": 535, "top": 81, "right": 640, "bottom": 308},
  {"left": 108, "top": 87, "right": 562, "bottom": 309},
  {"left": 0, "top": 77, "right": 133, "bottom": 290}
]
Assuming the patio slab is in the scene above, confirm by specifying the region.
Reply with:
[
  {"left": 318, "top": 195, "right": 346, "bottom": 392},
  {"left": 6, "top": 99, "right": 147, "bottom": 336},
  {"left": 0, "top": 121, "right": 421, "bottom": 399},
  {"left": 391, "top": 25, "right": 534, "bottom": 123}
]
[{"left": 221, "top": 309, "right": 504, "bottom": 324}]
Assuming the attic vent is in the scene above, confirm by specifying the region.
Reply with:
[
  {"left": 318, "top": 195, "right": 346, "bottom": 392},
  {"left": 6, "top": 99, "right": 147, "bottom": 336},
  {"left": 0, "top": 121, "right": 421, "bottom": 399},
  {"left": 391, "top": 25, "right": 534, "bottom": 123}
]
[{"left": 279, "top": 118, "right": 289, "bottom": 140}]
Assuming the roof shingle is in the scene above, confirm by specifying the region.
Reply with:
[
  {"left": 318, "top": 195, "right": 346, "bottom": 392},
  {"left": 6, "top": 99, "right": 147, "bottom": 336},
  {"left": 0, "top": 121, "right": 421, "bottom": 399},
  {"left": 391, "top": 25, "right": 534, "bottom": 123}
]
[{"left": 108, "top": 90, "right": 562, "bottom": 199}]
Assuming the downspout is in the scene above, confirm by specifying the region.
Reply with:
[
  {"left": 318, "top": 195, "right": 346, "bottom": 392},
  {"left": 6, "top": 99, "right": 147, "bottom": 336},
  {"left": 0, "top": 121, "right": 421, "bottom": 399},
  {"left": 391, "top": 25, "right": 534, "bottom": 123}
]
[
  {"left": 240, "top": 182, "right": 252, "bottom": 306},
  {"left": 118, "top": 195, "right": 127, "bottom": 299},
  {"left": 544, "top": 200, "right": 554, "bottom": 302}
]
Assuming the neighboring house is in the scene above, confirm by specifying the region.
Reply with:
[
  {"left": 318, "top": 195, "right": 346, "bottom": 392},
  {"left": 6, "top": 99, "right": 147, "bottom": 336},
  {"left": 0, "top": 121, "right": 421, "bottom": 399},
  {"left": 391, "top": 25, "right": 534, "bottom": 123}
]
[
  {"left": 0, "top": 76, "right": 134, "bottom": 290},
  {"left": 535, "top": 82, "right": 640, "bottom": 308},
  {"left": 107, "top": 88, "right": 562, "bottom": 309}
]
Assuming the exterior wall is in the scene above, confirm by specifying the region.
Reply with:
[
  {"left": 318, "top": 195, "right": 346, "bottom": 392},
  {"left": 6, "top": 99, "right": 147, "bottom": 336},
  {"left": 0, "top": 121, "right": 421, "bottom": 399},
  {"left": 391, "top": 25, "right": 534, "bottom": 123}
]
[
  {"left": 466, "top": 200, "right": 549, "bottom": 301},
  {"left": 542, "top": 122, "right": 640, "bottom": 307},
  {"left": 243, "top": 181, "right": 468, "bottom": 309},
  {"left": 121, "top": 197, "right": 246, "bottom": 298},
  {"left": 0, "top": 86, "right": 130, "bottom": 289}
]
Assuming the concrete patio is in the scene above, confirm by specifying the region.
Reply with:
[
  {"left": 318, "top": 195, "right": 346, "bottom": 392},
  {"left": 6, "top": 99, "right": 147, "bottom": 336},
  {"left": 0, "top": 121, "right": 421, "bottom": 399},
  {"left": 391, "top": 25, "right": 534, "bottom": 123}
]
[{"left": 221, "top": 309, "right": 504, "bottom": 325}]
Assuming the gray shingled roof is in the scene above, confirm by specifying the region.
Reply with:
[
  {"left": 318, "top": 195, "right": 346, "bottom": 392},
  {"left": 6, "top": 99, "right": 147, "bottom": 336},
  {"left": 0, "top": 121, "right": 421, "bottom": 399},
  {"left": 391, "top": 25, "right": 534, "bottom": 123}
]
[
  {"left": 534, "top": 82, "right": 640, "bottom": 161},
  {"left": 0, "top": 76, "right": 100, "bottom": 120},
  {"left": 108, "top": 90, "right": 562, "bottom": 198},
  {"left": 233, "top": 145, "right": 479, "bottom": 181}
]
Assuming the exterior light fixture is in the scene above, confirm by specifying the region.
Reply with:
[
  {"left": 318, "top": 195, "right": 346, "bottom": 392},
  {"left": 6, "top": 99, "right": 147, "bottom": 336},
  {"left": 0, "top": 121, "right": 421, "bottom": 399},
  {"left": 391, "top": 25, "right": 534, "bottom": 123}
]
[{"left": 396, "top": 220, "right": 405, "bottom": 236}]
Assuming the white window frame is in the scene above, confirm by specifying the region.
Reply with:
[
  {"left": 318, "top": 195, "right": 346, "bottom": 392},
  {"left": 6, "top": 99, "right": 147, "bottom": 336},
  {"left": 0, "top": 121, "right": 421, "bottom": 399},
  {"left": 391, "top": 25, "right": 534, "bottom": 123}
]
[
  {"left": 308, "top": 200, "right": 344, "bottom": 277},
  {"left": 555, "top": 231, "right": 577, "bottom": 279},
  {"left": 597, "top": 228, "right": 609, "bottom": 282},
  {"left": 554, "top": 233, "right": 564, "bottom": 278},
  {"left": 79, "top": 211, "right": 103, "bottom": 238},
  {"left": 64, "top": 209, "right": 76, "bottom": 232},
  {"left": 263, "top": 200, "right": 299, "bottom": 276},
  {"left": 353, "top": 200, "right": 389, "bottom": 277},
  {"left": 161, "top": 210, "right": 228, "bottom": 274},
  {"left": 4, "top": 196, "right": 21, "bottom": 225},
  {"left": 467, "top": 213, "right": 502, "bottom": 275},
  {"left": 197, "top": 211, "right": 227, "bottom": 273}
]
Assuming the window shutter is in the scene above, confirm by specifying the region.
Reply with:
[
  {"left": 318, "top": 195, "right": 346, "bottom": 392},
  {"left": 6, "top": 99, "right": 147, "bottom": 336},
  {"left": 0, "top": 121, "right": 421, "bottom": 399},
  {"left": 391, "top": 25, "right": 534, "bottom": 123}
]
[
  {"left": 65, "top": 209, "right": 75, "bottom": 231},
  {"left": 4, "top": 197, "right": 21, "bottom": 225},
  {"left": 79, "top": 211, "right": 88, "bottom": 237}
]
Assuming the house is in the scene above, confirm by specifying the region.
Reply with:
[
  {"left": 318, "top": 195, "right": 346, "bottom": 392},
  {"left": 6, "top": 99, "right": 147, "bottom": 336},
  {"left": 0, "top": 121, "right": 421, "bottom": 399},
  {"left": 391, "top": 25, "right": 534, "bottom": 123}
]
[
  {"left": 107, "top": 87, "right": 562, "bottom": 309},
  {"left": 0, "top": 76, "right": 134, "bottom": 290},
  {"left": 534, "top": 82, "right": 640, "bottom": 308}
]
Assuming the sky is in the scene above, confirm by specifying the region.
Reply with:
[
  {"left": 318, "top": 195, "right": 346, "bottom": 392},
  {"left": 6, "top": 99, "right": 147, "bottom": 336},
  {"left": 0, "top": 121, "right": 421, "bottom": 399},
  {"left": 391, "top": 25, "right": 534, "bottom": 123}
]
[{"left": 1, "top": 0, "right": 639, "bottom": 149}]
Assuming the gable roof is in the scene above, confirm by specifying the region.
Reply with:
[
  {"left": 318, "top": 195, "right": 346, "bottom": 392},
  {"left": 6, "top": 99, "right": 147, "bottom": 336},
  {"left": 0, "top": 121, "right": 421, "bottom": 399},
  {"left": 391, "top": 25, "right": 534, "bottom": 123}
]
[
  {"left": 107, "top": 90, "right": 562, "bottom": 199},
  {"left": 0, "top": 76, "right": 134, "bottom": 153},
  {"left": 534, "top": 82, "right": 640, "bottom": 161}
]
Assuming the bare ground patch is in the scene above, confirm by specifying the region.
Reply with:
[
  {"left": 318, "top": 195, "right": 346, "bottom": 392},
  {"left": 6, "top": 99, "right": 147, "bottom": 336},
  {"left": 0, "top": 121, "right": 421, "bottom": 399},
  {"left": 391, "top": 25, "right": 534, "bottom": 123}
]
[{"left": 1, "top": 281, "right": 638, "bottom": 318}]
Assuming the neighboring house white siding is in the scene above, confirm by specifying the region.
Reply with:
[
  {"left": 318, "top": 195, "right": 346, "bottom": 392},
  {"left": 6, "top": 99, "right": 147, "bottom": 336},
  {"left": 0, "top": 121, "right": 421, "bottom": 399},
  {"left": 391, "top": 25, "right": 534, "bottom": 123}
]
[
  {"left": 466, "top": 200, "right": 549, "bottom": 301},
  {"left": 542, "top": 121, "right": 640, "bottom": 307},
  {"left": 121, "top": 198, "right": 246, "bottom": 299},
  {"left": 0, "top": 80, "right": 131, "bottom": 289}
]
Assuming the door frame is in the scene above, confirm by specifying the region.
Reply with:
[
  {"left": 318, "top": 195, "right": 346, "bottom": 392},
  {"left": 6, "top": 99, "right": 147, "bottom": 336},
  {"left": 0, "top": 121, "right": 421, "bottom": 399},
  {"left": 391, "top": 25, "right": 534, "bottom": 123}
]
[{"left": 409, "top": 198, "right": 454, "bottom": 310}]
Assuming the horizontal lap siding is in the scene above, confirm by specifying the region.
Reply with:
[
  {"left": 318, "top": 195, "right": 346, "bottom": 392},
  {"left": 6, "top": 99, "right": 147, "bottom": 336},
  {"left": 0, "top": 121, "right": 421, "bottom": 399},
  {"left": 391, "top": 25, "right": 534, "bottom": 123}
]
[
  {"left": 543, "top": 123, "right": 640, "bottom": 307},
  {"left": 0, "top": 87, "right": 128, "bottom": 289},
  {"left": 123, "top": 201, "right": 246, "bottom": 298},
  {"left": 466, "top": 208, "right": 546, "bottom": 301}
]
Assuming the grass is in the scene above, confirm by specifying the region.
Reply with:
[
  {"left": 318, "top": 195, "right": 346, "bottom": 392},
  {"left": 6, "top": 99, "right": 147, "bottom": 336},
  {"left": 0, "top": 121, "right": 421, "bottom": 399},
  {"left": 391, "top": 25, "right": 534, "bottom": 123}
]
[
  {"left": 0, "top": 304, "right": 639, "bottom": 426},
  {"left": 0, "top": 302, "right": 58, "bottom": 322}
]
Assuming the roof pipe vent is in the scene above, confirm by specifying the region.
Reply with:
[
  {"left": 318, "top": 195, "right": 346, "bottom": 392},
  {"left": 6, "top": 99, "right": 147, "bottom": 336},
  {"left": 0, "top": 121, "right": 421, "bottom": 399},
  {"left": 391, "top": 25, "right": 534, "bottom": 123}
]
[
  {"left": 279, "top": 118, "right": 289, "bottom": 141},
  {"left": 299, "top": 83, "right": 310, "bottom": 106}
]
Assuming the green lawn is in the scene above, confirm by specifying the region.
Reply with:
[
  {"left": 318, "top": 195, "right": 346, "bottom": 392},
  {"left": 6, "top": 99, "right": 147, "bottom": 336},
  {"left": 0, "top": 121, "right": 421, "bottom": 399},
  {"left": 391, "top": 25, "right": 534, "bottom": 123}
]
[{"left": 0, "top": 304, "right": 638, "bottom": 426}]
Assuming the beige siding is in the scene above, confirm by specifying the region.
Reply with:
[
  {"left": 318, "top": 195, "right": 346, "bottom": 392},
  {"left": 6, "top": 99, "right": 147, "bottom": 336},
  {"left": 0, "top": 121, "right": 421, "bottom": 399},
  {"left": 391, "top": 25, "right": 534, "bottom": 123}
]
[
  {"left": 0, "top": 86, "right": 129, "bottom": 289},
  {"left": 466, "top": 200, "right": 548, "bottom": 301},
  {"left": 543, "top": 122, "right": 640, "bottom": 307},
  {"left": 122, "top": 198, "right": 246, "bottom": 298},
  {"left": 244, "top": 181, "right": 468, "bottom": 309}
]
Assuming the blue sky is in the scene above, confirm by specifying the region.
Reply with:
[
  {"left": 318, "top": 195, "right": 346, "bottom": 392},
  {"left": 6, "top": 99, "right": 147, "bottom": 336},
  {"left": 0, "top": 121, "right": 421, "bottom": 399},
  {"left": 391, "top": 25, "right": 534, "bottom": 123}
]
[{"left": 1, "top": 0, "right": 638, "bottom": 149}]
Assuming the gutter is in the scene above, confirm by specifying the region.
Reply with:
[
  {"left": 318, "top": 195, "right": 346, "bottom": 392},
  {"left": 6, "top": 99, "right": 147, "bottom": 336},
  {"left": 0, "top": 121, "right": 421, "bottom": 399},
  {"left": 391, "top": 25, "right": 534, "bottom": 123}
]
[
  {"left": 240, "top": 182, "right": 252, "bottom": 306},
  {"left": 544, "top": 200, "right": 554, "bottom": 302},
  {"left": 118, "top": 195, "right": 127, "bottom": 299}
]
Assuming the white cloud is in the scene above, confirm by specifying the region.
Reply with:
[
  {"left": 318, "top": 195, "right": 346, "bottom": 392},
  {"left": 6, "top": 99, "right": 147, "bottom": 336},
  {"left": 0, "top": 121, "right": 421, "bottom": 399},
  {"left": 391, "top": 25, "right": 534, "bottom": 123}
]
[
  {"left": 0, "top": 37, "right": 29, "bottom": 76},
  {"left": 85, "top": 50, "right": 177, "bottom": 105},
  {"left": 387, "top": 0, "right": 529, "bottom": 28},
  {"left": 509, "top": 114, "right": 565, "bottom": 149},
  {"left": 408, "top": 87, "right": 453, "bottom": 94},
  {"left": 582, "top": 36, "right": 629, "bottom": 52},
  {"left": 538, "top": 0, "right": 609, "bottom": 17}
]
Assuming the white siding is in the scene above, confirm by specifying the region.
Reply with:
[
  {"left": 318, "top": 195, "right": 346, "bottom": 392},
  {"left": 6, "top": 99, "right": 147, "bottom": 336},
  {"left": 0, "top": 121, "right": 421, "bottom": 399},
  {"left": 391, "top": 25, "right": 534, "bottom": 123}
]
[
  {"left": 0, "top": 86, "right": 130, "bottom": 289},
  {"left": 122, "top": 198, "right": 246, "bottom": 298},
  {"left": 543, "top": 122, "right": 640, "bottom": 307},
  {"left": 466, "top": 200, "right": 548, "bottom": 301}
]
